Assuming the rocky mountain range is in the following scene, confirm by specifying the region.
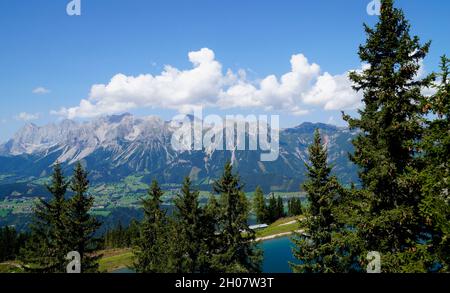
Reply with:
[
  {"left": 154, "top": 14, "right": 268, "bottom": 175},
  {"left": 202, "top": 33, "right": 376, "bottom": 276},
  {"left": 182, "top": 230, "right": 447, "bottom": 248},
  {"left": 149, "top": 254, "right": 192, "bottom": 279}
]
[{"left": 0, "top": 113, "right": 359, "bottom": 195}]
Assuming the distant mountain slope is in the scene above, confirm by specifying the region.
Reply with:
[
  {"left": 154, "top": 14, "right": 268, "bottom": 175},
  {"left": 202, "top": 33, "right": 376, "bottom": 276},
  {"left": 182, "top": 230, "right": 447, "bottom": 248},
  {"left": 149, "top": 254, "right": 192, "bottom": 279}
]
[{"left": 0, "top": 114, "right": 358, "bottom": 194}]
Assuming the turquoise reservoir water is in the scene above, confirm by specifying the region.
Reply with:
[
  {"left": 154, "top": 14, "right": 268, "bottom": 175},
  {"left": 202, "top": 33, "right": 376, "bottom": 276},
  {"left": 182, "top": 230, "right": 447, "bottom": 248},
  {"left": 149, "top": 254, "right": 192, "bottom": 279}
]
[
  {"left": 113, "top": 236, "right": 297, "bottom": 273},
  {"left": 260, "top": 236, "right": 296, "bottom": 273}
]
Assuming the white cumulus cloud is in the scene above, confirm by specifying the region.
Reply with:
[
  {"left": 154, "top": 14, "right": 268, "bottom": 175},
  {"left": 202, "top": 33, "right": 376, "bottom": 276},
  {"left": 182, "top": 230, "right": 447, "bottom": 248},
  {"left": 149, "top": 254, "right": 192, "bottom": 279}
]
[
  {"left": 218, "top": 54, "right": 321, "bottom": 115},
  {"left": 53, "top": 48, "right": 362, "bottom": 118},
  {"left": 303, "top": 71, "right": 363, "bottom": 110}
]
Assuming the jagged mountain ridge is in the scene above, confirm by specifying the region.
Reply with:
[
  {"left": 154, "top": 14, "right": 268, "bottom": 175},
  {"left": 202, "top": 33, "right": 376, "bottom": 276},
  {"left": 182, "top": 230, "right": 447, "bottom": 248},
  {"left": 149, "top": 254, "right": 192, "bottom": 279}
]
[{"left": 0, "top": 113, "right": 358, "bottom": 192}]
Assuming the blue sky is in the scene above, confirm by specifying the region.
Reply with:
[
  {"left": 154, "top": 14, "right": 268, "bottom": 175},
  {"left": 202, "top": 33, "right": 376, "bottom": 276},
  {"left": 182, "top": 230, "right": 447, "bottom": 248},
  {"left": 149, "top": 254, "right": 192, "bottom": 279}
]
[{"left": 0, "top": 0, "right": 449, "bottom": 142}]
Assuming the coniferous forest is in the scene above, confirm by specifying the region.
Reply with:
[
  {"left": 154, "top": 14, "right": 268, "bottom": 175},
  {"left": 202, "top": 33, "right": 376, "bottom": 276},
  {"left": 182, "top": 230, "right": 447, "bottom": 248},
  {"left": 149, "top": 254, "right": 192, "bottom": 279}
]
[{"left": 0, "top": 0, "right": 449, "bottom": 275}]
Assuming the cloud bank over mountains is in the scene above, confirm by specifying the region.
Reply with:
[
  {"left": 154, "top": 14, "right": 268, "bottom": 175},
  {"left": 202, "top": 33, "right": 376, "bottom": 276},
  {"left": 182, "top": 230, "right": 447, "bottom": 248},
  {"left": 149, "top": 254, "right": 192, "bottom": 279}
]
[{"left": 53, "top": 48, "right": 362, "bottom": 119}]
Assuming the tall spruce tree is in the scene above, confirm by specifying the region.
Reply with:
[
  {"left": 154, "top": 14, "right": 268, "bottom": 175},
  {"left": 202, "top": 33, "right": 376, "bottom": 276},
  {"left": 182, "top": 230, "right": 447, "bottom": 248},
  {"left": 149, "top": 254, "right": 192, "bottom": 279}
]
[
  {"left": 253, "top": 186, "right": 268, "bottom": 224},
  {"left": 172, "top": 176, "right": 212, "bottom": 272},
  {"left": 265, "top": 194, "right": 285, "bottom": 222},
  {"left": 127, "top": 219, "right": 140, "bottom": 247},
  {"left": 276, "top": 196, "right": 285, "bottom": 219},
  {"left": 103, "top": 220, "right": 140, "bottom": 249},
  {"left": 20, "top": 162, "right": 70, "bottom": 272},
  {"left": 66, "top": 162, "right": 101, "bottom": 273},
  {"left": 210, "top": 162, "right": 262, "bottom": 272},
  {"left": 267, "top": 194, "right": 278, "bottom": 223},
  {"left": 291, "top": 129, "right": 343, "bottom": 273},
  {"left": 0, "top": 226, "right": 15, "bottom": 262},
  {"left": 343, "top": 0, "right": 435, "bottom": 271},
  {"left": 133, "top": 179, "right": 170, "bottom": 273},
  {"left": 288, "top": 198, "right": 303, "bottom": 216},
  {"left": 419, "top": 55, "right": 450, "bottom": 271},
  {"left": 0, "top": 226, "right": 27, "bottom": 262}
]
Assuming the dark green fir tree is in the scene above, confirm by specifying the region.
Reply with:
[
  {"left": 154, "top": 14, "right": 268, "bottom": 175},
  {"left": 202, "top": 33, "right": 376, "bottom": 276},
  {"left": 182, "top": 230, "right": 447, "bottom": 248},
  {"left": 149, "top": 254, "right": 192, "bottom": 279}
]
[
  {"left": 20, "top": 162, "right": 70, "bottom": 273},
  {"left": 343, "top": 0, "right": 435, "bottom": 272},
  {"left": 66, "top": 162, "right": 101, "bottom": 273},
  {"left": 276, "top": 196, "right": 285, "bottom": 219},
  {"left": 133, "top": 179, "right": 170, "bottom": 273},
  {"left": 253, "top": 186, "right": 268, "bottom": 224},
  {"left": 419, "top": 55, "right": 450, "bottom": 271},
  {"left": 291, "top": 129, "right": 343, "bottom": 273},
  {"left": 172, "top": 176, "right": 213, "bottom": 272},
  {"left": 210, "top": 162, "right": 262, "bottom": 272},
  {"left": 288, "top": 198, "right": 303, "bottom": 217},
  {"left": 267, "top": 194, "right": 278, "bottom": 223},
  {"left": 0, "top": 226, "right": 27, "bottom": 262}
]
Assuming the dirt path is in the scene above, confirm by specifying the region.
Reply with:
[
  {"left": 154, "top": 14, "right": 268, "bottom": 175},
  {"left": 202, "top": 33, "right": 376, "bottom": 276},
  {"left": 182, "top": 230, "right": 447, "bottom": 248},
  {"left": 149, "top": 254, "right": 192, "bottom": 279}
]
[
  {"left": 279, "top": 220, "right": 297, "bottom": 226},
  {"left": 255, "top": 230, "right": 304, "bottom": 242}
]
